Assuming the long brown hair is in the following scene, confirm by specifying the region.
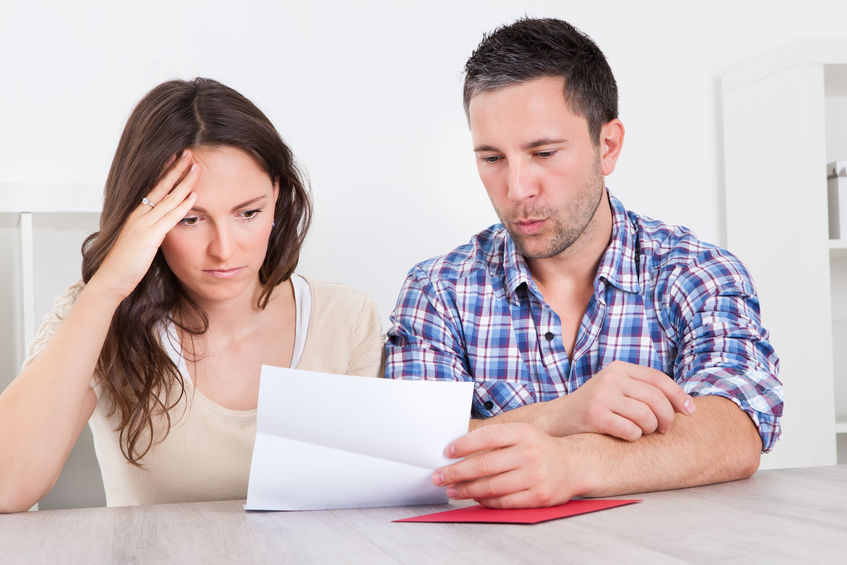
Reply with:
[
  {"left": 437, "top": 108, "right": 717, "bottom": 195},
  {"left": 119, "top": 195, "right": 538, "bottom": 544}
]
[{"left": 81, "top": 78, "right": 312, "bottom": 465}]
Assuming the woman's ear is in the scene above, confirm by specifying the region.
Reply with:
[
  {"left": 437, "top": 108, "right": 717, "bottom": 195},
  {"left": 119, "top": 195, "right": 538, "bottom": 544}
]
[{"left": 271, "top": 180, "right": 279, "bottom": 227}]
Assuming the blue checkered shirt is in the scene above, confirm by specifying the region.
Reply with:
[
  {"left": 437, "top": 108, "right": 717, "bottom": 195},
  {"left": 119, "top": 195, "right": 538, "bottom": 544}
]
[{"left": 385, "top": 193, "right": 783, "bottom": 452}]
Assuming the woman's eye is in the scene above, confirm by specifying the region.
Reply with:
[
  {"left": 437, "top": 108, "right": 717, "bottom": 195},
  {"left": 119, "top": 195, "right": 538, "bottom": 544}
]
[
  {"left": 180, "top": 216, "right": 200, "bottom": 226},
  {"left": 241, "top": 209, "right": 261, "bottom": 220}
]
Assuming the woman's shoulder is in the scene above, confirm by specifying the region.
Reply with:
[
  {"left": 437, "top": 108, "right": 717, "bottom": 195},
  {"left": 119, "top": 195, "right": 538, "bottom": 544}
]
[
  {"left": 298, "top": 275, "right": 376, "bottom": 315},
  {"left": 41, "top": 280, "right": 86, "bottom": 324},
  {"left": 24, "top": 280, "right": 86, "bottom": 367}
]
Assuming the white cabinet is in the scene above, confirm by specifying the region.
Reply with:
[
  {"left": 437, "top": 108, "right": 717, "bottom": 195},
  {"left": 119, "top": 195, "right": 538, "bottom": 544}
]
[{"left": 722, "top": 40, "right": 847, "bottom": 468}]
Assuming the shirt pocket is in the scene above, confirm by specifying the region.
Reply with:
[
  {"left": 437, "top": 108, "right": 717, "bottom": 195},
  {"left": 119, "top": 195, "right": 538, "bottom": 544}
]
[{"left": 472, "top": 380, "right": 537, "bottom": 418}]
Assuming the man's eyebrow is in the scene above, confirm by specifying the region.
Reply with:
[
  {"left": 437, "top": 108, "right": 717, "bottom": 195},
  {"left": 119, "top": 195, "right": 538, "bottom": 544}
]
[
  {"left": 473, "top": 138, "right": 567, "bottom": 153},
  {"left": 521, "top": 138, "right": 567, "bottom": 150},
  {"left": 190, "top": 195, "right": 267, "bottom": 213}
]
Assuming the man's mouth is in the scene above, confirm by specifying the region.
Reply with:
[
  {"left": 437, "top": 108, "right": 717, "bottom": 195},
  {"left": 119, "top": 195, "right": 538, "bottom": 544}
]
[{"left": 513, "top": 218, "right": 546, "bottom": 234}]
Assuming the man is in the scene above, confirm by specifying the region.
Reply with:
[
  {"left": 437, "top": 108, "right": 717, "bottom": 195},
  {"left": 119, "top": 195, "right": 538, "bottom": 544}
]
[{"left": 385, "top": 17, "right": 782, "bottom": 508}]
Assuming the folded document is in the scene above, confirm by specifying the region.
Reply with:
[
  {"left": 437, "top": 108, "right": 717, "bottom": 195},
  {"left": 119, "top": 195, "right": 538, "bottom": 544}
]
[{"left": 245, "top": 366, "right": 473, "bottom": 511}]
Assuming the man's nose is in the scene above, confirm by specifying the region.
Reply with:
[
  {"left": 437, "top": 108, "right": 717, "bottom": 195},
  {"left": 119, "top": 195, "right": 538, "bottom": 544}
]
[{"left": 507, "top": 159, "right": 539, "bottom": 202}]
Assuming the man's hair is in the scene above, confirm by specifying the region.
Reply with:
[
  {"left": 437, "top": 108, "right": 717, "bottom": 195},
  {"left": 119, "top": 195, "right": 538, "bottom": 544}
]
[{"left": 463, "top": 17, "right": 618, "bottom": 144}]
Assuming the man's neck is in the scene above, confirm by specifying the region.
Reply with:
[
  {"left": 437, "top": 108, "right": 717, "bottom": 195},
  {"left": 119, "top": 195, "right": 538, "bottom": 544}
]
[{"left": 526, "top": 193, "right": 614, "bottom": 294}]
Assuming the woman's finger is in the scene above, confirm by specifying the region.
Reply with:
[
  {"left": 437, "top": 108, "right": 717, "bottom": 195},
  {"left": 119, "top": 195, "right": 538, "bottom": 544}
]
[
  {"left": 146, "top": 162, "right": 199, "bottom": 222},
  {"left": 156, "top": 191, "right": 198, "bottom": 236},
  {"left": 143, "top": 150, "right": 194, "bottom": 206}
]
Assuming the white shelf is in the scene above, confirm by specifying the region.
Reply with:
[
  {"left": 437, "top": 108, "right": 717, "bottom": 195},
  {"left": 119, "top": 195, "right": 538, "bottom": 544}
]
[
  {"left": 829, "top": 240, "right": 847, "bottom": 258},
  {"left": 723, "top": 41, "right": 846, "bottom": 468},
  {"left": 0, "top": 183, "right": 102, "bottom": 213},
  {"left": 722, "top": 38, "right": 847, "bottom": 93}
]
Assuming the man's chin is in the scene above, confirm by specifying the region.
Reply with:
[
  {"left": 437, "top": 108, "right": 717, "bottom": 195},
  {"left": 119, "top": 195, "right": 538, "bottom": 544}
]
[{"left": 508, "top": 232, "right": 551, "bottom": 259}]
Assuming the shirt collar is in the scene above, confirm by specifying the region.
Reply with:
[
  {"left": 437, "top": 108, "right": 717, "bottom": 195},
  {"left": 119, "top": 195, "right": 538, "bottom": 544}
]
[
  {"left": 502, "top": 230, "right": 535, "bottom": 303},
  {"left": 500, "top": 190, "right": 642, "bottom": 303},
  {"left": 595, "top": 191, "right": 641, "bottom": 294}
]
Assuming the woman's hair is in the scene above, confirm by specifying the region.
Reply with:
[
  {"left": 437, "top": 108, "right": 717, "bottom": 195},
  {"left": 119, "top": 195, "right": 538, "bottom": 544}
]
[{"left": 81, "top": 78, "right": 312, "bottom": 465}]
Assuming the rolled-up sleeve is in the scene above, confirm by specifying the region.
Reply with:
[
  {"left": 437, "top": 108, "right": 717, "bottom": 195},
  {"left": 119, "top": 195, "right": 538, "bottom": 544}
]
[
  {"left": 665, "top": 250, "right": 783, "bottom": 452},
  {"left": 384, "top": 267, "right": 471, "bottom": 383}
]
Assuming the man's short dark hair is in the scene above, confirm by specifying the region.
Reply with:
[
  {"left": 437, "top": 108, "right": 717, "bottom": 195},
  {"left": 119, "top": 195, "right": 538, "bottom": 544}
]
[{"left": 463, "top": 17, "right": 618, "bottom": 144}]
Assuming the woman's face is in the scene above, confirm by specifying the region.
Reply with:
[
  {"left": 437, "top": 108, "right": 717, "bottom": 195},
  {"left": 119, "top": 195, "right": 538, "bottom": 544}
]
[{"left": 160, "top": 145, "right": 278, "bottom": 306}]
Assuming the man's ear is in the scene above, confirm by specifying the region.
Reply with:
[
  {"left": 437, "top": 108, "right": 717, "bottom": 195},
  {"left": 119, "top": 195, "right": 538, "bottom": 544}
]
[{"left": 599, "top": 119, "right": 625, "bottom": 176}]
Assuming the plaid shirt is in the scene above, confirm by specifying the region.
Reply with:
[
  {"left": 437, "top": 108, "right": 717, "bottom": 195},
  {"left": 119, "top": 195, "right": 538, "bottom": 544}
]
[{"left": 385, "top": 192, "right": 783, "bottom": 452}]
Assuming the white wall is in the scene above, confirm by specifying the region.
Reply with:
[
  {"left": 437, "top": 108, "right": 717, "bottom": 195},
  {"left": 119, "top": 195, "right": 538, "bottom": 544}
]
[
  {"left": 2, "top": 0, "right": 847, "bottom": 507},
  {"left": 2, "top": 0, "right": 846, "bottom": 321}
]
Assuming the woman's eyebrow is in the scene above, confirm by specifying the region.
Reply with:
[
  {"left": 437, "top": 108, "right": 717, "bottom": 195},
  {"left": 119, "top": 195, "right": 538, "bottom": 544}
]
[{"left": 190, "top": 196, "right": 267, "bottom": 213}]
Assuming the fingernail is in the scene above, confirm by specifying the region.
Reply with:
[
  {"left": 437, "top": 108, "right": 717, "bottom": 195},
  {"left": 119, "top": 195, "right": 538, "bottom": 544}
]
[
  {"left": 433, "top": 472, "right": 445, "bottom": 486},
  {"left": 684, "top": 397, "right": 695, "bottom": 415},
  {"left": 446, "top": 487, "right": 457, "bottom": 499},
  {"left": 444, "top": 443, "right": 454, "bottom": 458}
]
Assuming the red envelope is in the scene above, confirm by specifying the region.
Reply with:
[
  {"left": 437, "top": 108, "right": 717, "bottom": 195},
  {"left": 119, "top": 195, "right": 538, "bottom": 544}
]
[{"left": 395, "top": 499, "right": 641, "bottom": 524}]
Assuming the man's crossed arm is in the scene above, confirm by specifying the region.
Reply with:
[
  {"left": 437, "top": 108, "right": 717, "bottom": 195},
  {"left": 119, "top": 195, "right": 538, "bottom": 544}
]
[{"left": 434, "top": 361, "right": 762, "bottom": 508}]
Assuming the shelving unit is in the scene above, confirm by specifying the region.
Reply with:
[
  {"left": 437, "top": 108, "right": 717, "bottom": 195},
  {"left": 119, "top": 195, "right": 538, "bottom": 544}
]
[
  {"left": 0, "top": 183, "right": 102, "bottom": 367},
  {"left": 722, "top": 39, "right": 847, "bottom": 468},
  {"left": 0, "top": 183, "right": 104, "bottom": 510},
  {"left": 829, "top": 240, "right": 847, "bottom": 258}
]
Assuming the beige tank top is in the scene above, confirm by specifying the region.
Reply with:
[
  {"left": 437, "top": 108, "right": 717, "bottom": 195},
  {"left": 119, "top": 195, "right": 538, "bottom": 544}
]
[{"left": 27, "top": 276, "right": 384, "bottom": 507}]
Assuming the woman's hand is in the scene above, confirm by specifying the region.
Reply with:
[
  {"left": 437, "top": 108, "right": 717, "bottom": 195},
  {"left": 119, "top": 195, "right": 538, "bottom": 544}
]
[{"left": 92, "top": 150, "right": 199, "bottom": 299}]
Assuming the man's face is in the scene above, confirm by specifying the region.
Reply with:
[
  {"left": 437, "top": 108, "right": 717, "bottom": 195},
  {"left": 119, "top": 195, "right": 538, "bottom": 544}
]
[{"left": 468, "top": 76, "right": 612, "bottom": 260}]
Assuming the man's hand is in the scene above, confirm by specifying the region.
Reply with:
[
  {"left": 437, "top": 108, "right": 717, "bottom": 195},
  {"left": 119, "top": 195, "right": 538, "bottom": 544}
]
[
  {"left": 551, "top": 361, "right": 695, "bottom": 440},
  {"left": 432, "top": 423, "right": 582, "bottom": 509}
]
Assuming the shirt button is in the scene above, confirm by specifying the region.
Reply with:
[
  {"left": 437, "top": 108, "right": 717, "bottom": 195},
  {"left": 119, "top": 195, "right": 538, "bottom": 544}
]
[
  {"left": 483, "top": 400, "right": 494, "bottom": 410},
  {"left": 544, "top": 331, "right": 554, "bottom": 341}
]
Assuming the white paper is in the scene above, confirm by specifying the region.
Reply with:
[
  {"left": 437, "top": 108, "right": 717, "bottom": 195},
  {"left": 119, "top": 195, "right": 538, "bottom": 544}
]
[{"left": 244, "top": 366, "right": 473, "bottom": 511}]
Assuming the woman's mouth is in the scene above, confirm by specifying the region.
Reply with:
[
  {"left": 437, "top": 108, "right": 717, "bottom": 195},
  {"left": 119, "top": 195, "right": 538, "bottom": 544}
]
[{"left": 203, "top": 267, "right": 245, "bottom": 279}]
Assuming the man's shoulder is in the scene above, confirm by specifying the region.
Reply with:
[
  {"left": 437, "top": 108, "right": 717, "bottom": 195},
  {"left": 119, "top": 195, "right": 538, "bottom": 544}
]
[
  {"left": 628, "top": 209, "right": 753, "bottom": 292},
  {"left": 409, "top": 224, "right": 509, "bottom": 287}
]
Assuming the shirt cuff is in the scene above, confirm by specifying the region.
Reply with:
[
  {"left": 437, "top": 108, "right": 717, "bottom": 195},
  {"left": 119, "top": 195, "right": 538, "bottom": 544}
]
[{"left": 682, "top": 367, "right": 783, "bottom": 452}]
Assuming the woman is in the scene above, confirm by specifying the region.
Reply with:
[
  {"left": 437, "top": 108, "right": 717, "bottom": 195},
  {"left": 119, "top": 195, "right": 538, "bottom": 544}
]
[{"left": 0, "top": 78, "right": 384, "bottom": 512}]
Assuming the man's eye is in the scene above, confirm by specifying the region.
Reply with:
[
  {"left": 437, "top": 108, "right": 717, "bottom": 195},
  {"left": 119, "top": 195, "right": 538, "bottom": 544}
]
[
  {"left": 180, "top": 216, "right": 200, "bottom": 226},
  {"left": 481, "top": 155, "right": 501, "bottom": 164},
  {"left": 535, "top": 150, "right": 556, "bottom": 158}
]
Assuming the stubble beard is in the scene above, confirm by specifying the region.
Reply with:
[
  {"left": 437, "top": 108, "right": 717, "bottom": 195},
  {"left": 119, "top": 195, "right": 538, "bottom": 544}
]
[{"left": 498, "top": 158, "right": 606, "bottom": 260}]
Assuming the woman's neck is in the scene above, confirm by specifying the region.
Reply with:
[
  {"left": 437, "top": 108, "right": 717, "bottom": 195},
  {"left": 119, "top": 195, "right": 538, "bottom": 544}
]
[{"left": 178, "top": 277, "right": 287, "bottom": 346}]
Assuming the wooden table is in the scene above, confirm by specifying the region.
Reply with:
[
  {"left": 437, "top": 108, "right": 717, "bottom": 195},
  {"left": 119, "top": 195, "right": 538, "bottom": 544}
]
[{"left": 1, "top": 465, "right": 845, "bottom": 564}]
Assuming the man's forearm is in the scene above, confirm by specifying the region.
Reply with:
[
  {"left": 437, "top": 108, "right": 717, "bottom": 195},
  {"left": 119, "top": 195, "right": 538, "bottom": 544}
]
[
  {"left": 567, "top": 396, "right": 762, "bottom": 497},
  {"left": 469, "top": 399, "right": 564, "bottom": 433}
]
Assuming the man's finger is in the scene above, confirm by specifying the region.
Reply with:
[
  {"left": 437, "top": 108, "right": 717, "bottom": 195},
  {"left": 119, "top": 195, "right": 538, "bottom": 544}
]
[
  {"left": 621, "top": 363, "right": 695, "bottom": 415},
  {"left": 446, "top": 468, "right": 527, "bottom": 500},
  {"left": 610, "top": 397, "right": 658, "bottom": 438},
  {"left": 620, "top": 379, "right": 676, "bottom": 433},
  {"left": 434, "top": 442, "right": 519, "bottom": 486},
  {"left": 444, "top": 422, "right": 528, "bottom": 460},
  {"left": 474, "top": 488, "right": 553, "bottom": 509}
]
